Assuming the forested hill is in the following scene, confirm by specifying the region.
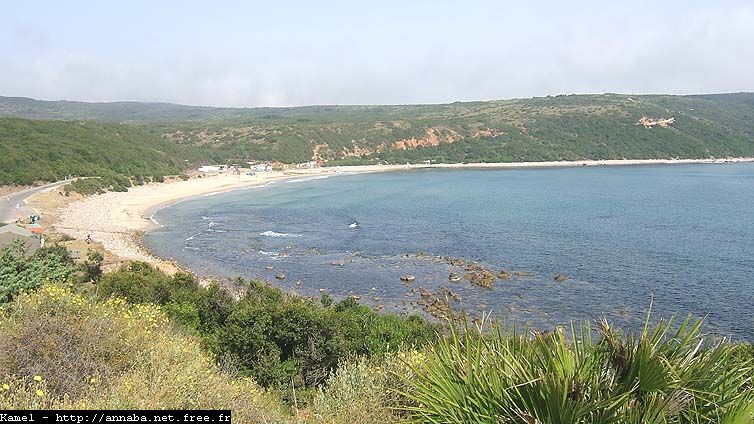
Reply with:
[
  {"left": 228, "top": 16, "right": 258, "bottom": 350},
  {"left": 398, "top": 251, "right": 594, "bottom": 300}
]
[
  {"left": 1, "top": 93, "right": 754, "bottom": 186},
  {"left": 0, "top": 118, "right": 216, "bottom": 186}
]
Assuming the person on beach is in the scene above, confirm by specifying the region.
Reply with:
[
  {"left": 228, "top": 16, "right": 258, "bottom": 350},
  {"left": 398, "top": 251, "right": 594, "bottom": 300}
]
[{"left": 85, "top": 234, "right": 93, "bottom": 244}]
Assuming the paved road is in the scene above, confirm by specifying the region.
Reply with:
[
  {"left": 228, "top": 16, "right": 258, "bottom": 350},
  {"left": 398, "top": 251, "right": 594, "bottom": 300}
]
[{"left": 1, "top": 180, "right": 71, "bottom": 224}]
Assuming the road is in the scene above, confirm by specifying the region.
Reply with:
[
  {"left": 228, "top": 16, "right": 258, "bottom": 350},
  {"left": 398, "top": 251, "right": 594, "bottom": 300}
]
[{"left": 1, "top": 180, "right": 71, "bottom": 224}]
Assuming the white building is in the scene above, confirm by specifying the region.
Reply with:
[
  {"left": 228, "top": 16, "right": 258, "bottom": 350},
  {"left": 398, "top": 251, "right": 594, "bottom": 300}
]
[{"left": 198, "top": 165, "right": 228, "bottom": 173}]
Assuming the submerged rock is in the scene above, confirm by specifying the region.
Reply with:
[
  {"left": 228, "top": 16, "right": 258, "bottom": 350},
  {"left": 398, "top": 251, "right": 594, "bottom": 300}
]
[
  {"left": 448, "top": 273, "right": 462, "bottom": 283},
  {"left": 465, "top": 270, "right": 495, "bottom": 288},
  {"left": 554, "top": 273, "right": 568, "bottom": 282},
  {"left": 498, "top": 269, "right": 511, "bottom": 280},
  {"left": 513, "top": 271, "right": 536, "bottom": 277},
  {"left": 400, "top": 274, "right": 416, "bottom": 282},
  {"left": 275, "top": 273, "right": 286, "bottom": 280},
  {"left": 265, "top": 265, "right": 274, "bottom": 271}
]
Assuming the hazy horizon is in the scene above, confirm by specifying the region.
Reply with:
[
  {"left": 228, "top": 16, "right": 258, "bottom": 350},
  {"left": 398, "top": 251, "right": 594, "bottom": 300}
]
[
  {"left": 4, "top": 90, "right": 754, "bottom": 110},
  {"left": 3, "top": 1, "right": 753, "bottom": 108}
]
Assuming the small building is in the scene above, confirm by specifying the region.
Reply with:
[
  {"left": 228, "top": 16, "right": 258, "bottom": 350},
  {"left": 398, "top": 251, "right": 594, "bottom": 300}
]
[
  {"left": 198, "top": 165, "right": 229, "bottom": 173},
  {"left": 0, "top": 224, "right": 41, "bottom": 256},
  {"left": 297, "top": 161, "right": 320, "bottom": 169}
]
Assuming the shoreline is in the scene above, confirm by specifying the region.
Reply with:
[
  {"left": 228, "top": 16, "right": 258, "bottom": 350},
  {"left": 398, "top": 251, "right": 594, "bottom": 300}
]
[{"left": 44, "top": 157, "right": 754, "bottom": 272}]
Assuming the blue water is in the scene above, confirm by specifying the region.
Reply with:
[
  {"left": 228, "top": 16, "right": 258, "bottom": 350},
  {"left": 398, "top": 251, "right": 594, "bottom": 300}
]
[{"left": 145, "top": 164, "right": 754, "bottom": 341}]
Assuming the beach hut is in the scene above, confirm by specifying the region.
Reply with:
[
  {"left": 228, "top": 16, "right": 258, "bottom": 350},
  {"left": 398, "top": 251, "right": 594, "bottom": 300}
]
[{"left": 0, "top": 224, "right": 41, "bottom": 255}]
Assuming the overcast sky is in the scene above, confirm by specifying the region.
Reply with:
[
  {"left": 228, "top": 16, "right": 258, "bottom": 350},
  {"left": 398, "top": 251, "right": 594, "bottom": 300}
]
[{"left": 2, "top": 0, "right": 753, "bottom": 107}]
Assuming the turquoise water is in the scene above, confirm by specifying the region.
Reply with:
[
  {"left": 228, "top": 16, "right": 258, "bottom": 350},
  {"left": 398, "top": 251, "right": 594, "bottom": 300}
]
[{"left": 145, "top": 164, "right": 754, "bottom": 340}]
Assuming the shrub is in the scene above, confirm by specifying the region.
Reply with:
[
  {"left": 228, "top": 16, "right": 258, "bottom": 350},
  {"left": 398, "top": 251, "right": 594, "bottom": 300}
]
[
  {"left": 304, "top": 351, "right": 423, "bottom": 424},
  {"left": 0, "top": 284, "right": 287, "bottom": 422},
  {"left": 403, "top": 316, "right": 754, "bottom": 423},
  {"left": 97, "top": 262, "right": 439, "bottom": 390},
  {"left": 80, "top": 249, "right": 103, "bottom": 282},
  {"left": 0, "top": 242, "right": 76, "bottom": 304}
]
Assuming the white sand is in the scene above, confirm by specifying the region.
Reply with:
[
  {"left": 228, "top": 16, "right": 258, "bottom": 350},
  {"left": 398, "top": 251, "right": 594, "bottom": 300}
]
[{"left": 50, "top": 157, "right": 754, "bottom": 270}]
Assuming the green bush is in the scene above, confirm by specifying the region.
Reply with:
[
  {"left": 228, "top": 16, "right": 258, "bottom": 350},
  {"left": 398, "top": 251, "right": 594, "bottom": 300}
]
[
  {"left": 97, "top": 262, "right": 439, "bottom": 390},
  {"left": 0, "top": 242, "right": 76, "bottom": 304}
]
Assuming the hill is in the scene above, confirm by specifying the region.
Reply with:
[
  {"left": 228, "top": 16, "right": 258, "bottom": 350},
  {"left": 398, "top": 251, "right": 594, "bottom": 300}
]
[
  {"left": 1, "top": 93, "right": 754, "bottom": 186},
  {"left": 0, "top": 118, "right": 216, "bottom": 186}
]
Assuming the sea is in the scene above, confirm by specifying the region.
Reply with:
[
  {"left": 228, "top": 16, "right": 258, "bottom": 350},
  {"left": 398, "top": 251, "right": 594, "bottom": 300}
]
[{"left": 144, "top": 163, "right": 754, "bottom": 341}]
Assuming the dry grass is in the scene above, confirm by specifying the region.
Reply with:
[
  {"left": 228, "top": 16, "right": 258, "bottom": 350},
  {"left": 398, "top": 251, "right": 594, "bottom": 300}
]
[{"left": 0, "top": 284, "right": 288, "bottom": 424}]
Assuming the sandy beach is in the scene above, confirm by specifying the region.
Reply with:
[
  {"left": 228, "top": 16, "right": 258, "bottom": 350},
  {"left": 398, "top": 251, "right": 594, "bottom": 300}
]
[{"left": 41, "top": 157, "right": 754, "bottom": 272}]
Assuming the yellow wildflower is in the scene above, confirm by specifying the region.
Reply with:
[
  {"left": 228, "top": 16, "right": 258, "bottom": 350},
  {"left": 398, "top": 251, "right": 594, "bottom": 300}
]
[
  {"left": 33, "top": 375, "right": 42, "bottom": 382},
  {"left": 2, "top": 383, "right": 9, "bottom": 390},
  {"left": 35, "top": 389, "right": 44, "bottom": 397}
]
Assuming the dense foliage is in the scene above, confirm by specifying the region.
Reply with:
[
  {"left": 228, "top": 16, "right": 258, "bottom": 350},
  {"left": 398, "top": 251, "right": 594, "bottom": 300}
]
[
  {"left": 0, "top": 242, "right": 75, "bottom": 304},
  {"left": 0, "top": 118, "right": 216, "bottom": 186},
  {"left": 96, "top": 262, "right": 438, "bottom": 389}
]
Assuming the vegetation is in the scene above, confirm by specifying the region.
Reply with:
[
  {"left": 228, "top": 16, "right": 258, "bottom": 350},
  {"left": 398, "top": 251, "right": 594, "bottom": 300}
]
[
  {"left": 0, "top": 284, "right": 287, "bottom": 422},
  {"left": 0, "top": 118, "right": 217, "bottom": 187},
  {"left": 404, "top": 318, "right": 754, "bottom": 423},
  {"left": 0, "top": 242, "right": 75, "bottom": 304},
  {"left": 96, "top": 262, "right": 438, "bottom": 390},
  {"left": 2, "top": 93, "right": 754, "bottom": 191},
  {"left": 0, "top": 242, "right": 752, "bottom": 421}
]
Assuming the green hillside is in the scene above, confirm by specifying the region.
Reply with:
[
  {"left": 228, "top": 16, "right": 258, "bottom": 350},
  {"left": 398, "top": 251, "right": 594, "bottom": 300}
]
[
  {"left": 0, "top": 118, "right": 215, "bottom": 186},
  {"left": 159, "top": 92, "right": 754, "bottom": 165},
  {"left": 1, "top": 93, "right": 753, "bottom": 187}
]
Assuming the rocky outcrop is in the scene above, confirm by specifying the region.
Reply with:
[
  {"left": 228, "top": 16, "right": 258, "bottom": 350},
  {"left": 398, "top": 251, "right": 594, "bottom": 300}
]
[{"left": 638, "top": 117, "right": 675, "bottom": 128}]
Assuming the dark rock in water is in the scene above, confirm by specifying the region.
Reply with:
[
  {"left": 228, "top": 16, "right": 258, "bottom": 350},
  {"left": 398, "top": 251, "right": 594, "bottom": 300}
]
[
  {"left": 400, "top": 274, "right": 416, "bottom": 282},
  {"left": 265, "top": 266, "right": 274, "bottom": 271},
  {"left": 498, "top": 269, "right": 511, "bottom": 280},
  {"left": 295, "top": 281, "right": 302, "bottom": 286},
  {"left": 554, "top": 273, "right": 568, "bottom": 282},
  {"left": 375, "top": 304, "right": 383, "bottom": 311},
  {"left": 513, "top": 271, "right": 536, "bottom": 277},
  {"left": 448, "top": 273, "right": 461, "bottom": 282},
  {"left": 465, "top": 270, "right": 495, "bottom": 288},
  {"left": 330, "top": 260, "right": 345, "bottom": 267},
  {"left": 275, "top": 273, "right": 286, "bottom": 280}
]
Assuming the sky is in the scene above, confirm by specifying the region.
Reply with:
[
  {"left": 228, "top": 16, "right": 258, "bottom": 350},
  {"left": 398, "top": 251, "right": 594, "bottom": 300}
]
[{"left": 2, "top": 0, "right": 753, "bottom": 107}]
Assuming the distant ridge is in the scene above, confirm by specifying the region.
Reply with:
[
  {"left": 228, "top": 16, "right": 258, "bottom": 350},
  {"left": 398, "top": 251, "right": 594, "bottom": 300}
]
[{"left": 2, "top": 92, "right": 753, "bottom": 123}]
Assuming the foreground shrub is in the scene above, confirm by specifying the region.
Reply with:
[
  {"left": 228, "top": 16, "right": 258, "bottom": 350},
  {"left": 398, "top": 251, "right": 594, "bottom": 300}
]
[
  {"left": 0, "top": 284, "right": 287, "bottom": 423},
  {"left": 404, "top": 316, "right": 754, "bottom": 423},
  {"left": 0, "top": 242, "right": 75, "bottom": 304},
  {"left": 303, "top": 351, "right": 425, "bottom": 424},
  {"left": 98, "top": 262, "right": 439, "bottom": 390}
]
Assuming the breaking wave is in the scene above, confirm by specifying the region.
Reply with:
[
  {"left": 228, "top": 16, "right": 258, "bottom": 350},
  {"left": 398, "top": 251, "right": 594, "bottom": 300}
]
[{"left": 259, "top": 230, "right": 301, "bottom": 238}]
